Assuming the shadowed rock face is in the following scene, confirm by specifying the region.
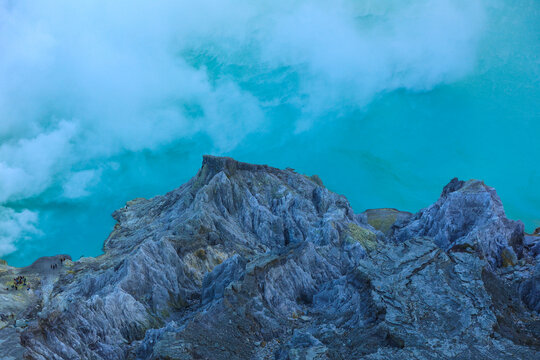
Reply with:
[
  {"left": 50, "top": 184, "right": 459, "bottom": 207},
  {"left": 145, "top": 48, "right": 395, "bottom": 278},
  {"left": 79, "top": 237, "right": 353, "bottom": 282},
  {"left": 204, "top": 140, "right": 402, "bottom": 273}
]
[{"left": 0, "top": 156, "right": 538, "bottom": 360}]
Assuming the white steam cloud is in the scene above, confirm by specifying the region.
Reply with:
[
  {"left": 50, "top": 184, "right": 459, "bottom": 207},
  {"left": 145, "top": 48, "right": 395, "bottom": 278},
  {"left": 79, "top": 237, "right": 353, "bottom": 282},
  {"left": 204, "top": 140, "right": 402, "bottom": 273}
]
[{"left": 0, "top": 0, "right": 487, "bottom": 256}]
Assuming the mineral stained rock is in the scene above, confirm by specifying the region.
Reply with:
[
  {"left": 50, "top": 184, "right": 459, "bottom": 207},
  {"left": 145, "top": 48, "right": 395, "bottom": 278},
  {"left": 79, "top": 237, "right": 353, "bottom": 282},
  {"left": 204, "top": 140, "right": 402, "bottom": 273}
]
[{"left": 0, "top": 156, "right": 538, "bottom": 359}]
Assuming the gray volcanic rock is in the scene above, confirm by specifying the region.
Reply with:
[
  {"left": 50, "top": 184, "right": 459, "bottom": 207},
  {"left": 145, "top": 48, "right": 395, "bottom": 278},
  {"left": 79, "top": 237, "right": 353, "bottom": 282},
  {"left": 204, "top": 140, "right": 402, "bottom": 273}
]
[
  {"left": 394, "top": 178, "right": 525, "bottom": 268},
  {"left": 0, "top": 156, "right": 538, "bottom": 359}
]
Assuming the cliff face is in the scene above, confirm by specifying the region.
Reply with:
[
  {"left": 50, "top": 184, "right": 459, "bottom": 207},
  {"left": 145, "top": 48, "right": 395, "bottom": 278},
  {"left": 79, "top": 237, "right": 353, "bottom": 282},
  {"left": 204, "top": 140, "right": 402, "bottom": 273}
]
[{"left": 0, "top": 156, "right": 538, "bottom": 360}]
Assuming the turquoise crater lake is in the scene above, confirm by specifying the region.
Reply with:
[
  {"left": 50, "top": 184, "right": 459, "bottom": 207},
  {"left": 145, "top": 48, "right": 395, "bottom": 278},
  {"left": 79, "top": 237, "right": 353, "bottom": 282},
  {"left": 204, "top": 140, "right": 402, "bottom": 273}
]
[{"left": 0, "top": 0, "right": 539, "bottom": 267}]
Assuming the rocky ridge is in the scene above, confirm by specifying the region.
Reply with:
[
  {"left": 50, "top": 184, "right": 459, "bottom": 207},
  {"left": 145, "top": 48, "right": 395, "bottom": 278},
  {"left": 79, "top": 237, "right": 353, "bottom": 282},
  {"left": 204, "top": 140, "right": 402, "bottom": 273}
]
[{"left": 0, "top": 155, "right": 538, "bottom": 359}]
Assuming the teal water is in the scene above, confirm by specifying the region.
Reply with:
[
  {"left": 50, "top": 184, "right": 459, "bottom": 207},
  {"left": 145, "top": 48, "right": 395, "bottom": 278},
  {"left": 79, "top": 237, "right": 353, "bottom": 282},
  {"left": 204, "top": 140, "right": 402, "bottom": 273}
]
[{"left": 1, "top": 0, "right": 539, "bottom": 266}]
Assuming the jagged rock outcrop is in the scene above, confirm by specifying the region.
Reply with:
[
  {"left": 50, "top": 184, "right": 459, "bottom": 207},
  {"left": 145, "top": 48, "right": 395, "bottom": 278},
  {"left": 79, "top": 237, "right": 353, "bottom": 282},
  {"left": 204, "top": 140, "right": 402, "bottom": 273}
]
[
  {"left": 0, "top": 156, "right": 538, "bottom": 359},
  {"left": 393, "top": 178, "right": 525, "bottom": 268}
]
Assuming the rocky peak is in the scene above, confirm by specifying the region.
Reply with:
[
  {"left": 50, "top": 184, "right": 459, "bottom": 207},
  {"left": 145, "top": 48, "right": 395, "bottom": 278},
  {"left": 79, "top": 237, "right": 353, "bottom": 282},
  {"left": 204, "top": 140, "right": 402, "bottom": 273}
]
[
  {"left": 0, "top": 157, "right": 538, "bottom": 360},
  {"left": 394, "top": 178, "right": 524, "bottom": 268},
  {"left": 199, "top": 155, "right": 276, "bottom": 178}
]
